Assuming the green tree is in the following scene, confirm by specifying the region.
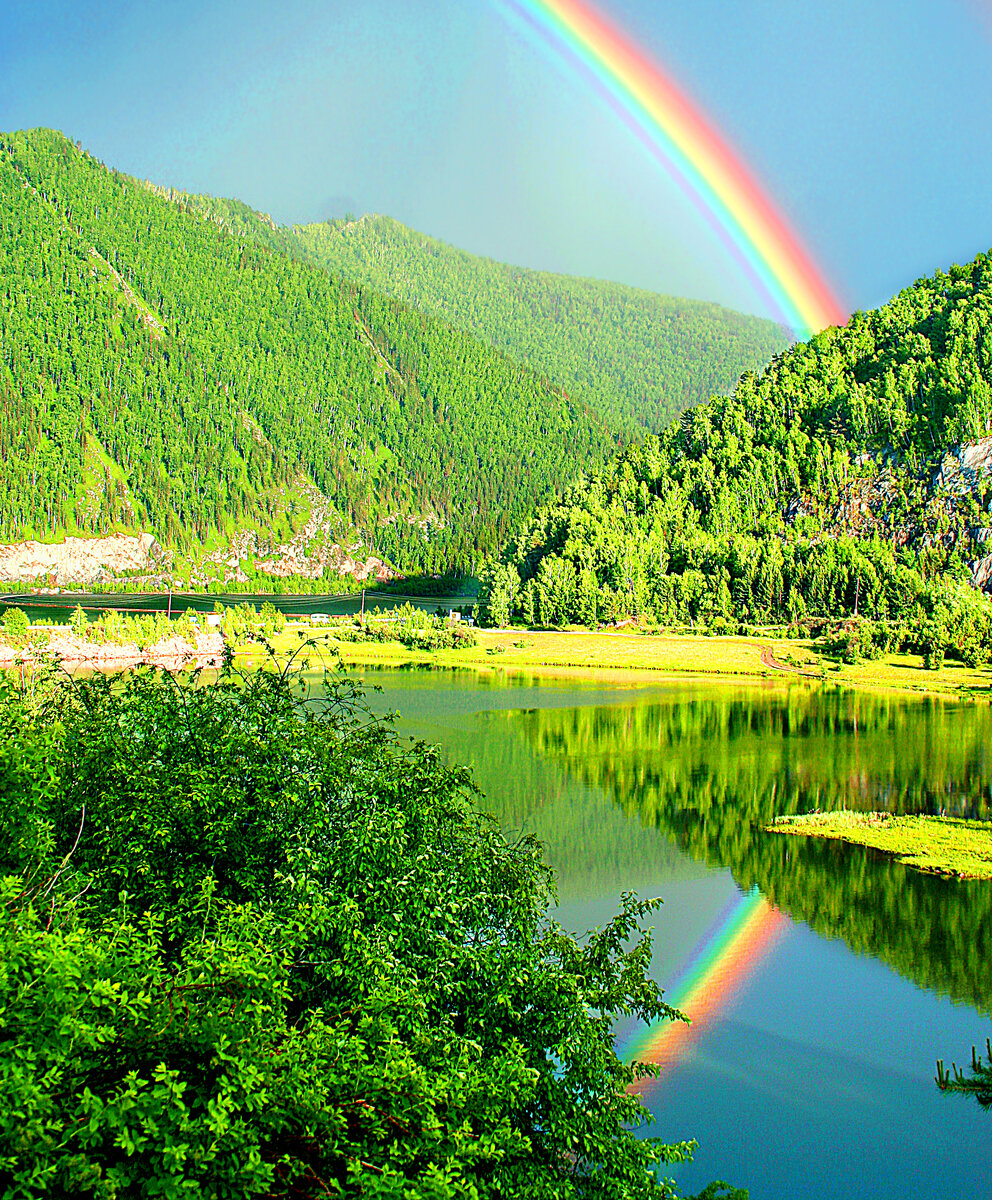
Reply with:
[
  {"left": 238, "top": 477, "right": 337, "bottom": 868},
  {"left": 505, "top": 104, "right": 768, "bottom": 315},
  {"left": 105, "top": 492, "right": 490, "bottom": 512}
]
[
  {"left": 477, "top": 560, "right": 520, "bottom": 627},
  {"left": 70, "top": 604, "right": 88, "bottom": 638},
  {"left": 577, "top": 565, "right": 600, "bottom": 626},
  {"left": 1, "top": 607, "right": 29, "bottom": 644}
]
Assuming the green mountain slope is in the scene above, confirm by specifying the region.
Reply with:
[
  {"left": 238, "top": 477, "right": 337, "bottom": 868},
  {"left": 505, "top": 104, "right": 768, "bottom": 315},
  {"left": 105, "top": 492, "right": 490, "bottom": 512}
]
[
  {"left": 288, "top": 214, "right": 791, "bottom": 432},
  {"left": 480, "top": 253, "right": 992, "bottom": 658},
  {"left": 0, "top": 129, "right": 620, "bottom": 579}
]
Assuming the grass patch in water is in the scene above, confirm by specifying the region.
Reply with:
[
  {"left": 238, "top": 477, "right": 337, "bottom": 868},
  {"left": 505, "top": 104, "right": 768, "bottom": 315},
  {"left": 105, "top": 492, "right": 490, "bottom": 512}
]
[{"left": 766, "top": 811, "right": 992, "bottom": 878}]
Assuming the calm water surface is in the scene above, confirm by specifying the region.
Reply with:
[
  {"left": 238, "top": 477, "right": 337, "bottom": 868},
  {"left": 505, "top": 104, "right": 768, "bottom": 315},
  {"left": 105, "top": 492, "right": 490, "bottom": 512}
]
[{"left": 344, "top": 668, "right": 991, "bottom": 1200}]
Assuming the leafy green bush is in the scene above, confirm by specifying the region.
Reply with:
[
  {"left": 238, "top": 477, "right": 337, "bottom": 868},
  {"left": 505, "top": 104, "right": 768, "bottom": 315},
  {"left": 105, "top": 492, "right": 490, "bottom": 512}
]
[
  {"left": 334, "top": 604, "right": 477, "bottom": 649},
  {"left": 1, "top": 606, "right": 29, "bottom": 645},
  {"left": 0, "top": 665, "right": 699, "bottom": 1198},
  {"left": 220, "top": 603, "right": 285, "bottom": 642},
  {"left": 820, "top": 618, "right": 892, "bottom": 664}
]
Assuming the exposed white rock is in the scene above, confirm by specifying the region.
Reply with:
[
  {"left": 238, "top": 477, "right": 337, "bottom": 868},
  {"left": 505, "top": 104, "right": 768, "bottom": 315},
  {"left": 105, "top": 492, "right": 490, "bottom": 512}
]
[
  {"left": 0, "top": 533, "right": 161, "bottom": 584},
  {"left": 935, "top": 436, "right": 992, "bottom": 493},
  {"left": 971, "top": 554, "right": 992, "bottom": 593}
]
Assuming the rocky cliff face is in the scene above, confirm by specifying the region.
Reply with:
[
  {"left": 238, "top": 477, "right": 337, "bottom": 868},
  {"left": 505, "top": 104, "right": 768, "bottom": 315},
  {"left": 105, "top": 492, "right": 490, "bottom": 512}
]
[
  {"left": 784, "top": 437, "right": 992, "bottom": 593},
  {"left": 0, "top": 534, "right": 161, "bottom": 584}
]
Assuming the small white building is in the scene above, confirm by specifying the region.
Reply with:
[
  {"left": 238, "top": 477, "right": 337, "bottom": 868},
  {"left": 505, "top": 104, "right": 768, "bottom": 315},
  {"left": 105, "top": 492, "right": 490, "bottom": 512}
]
[
  {"left": 204, "top": 613, "right": 223, "bottom": 628},
  {"left": 311, "top": 613, "right": 331, "bottom": 625}
]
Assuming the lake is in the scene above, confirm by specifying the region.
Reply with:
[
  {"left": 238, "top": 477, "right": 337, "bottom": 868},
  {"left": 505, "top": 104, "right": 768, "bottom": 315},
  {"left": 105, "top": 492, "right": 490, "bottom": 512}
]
[{"left": 342, "top": 667, "right": 991, "bottom": 1200}]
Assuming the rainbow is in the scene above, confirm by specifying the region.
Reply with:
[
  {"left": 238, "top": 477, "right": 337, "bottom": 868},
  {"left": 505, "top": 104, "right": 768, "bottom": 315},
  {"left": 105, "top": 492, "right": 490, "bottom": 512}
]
[
  {"left": 623, "top": 888, "right": 789, "bottom": 1093},
  {"left": 498, "top": 0, "right": 846, "bottom": 339}
]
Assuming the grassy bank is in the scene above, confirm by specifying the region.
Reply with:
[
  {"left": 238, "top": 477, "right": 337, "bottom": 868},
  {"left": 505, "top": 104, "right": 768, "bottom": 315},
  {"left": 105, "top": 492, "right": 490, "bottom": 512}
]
[
  {"left": 246, "top": 625, "right": 992, "bottom": 698},
  {"left": 766, "top": 812, "right": 992, "bottom": 878}
]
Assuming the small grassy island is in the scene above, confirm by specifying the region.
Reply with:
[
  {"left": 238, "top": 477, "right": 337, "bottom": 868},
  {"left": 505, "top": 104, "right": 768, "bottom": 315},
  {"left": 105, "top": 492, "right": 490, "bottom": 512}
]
[{"left": 766, "top": 811, "right": 992, "bottom": 878}]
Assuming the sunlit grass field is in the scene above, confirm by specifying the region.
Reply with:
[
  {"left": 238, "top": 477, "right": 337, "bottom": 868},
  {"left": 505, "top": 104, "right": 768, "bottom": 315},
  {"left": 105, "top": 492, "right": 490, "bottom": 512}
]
[{"left": 250, "top": 625, "right": 992, "bottom": 699}]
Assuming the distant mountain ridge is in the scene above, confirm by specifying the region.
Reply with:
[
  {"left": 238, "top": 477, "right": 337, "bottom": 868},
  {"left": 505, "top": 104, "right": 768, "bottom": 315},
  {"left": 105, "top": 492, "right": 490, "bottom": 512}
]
[
  {"left": 0, "top": 129, "right": 608, "bottom": 581},
  {"left": 288, "top": 213, "right": 791, "bottom": 433}
]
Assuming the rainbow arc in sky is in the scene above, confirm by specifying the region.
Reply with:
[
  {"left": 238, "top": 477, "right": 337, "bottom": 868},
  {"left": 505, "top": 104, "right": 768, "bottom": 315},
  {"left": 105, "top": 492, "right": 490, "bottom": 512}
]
[
  {"left": 622, "top": 888, "right": 790, "bottom": 1093},
  {"left": 500, "top": 0, "right": 847, "bottom": 339}
]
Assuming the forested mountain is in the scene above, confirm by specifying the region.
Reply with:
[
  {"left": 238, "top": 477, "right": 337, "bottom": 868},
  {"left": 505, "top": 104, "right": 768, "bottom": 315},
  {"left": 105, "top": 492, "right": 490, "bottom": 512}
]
[
  {"left": 0, "top": 129, "right": 620, "bottom": 579},
  {"left": 289, "top": 214, "right": 791, "bottom": 432},
  {"left": 480, "top": 252, "right": 992, "bottom": 656}
]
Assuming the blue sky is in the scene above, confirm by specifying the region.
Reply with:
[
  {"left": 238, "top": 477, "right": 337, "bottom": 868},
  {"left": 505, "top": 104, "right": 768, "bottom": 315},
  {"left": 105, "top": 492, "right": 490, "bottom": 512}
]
[{"left": 3, "top": 0, "right": 992, "bottom": 322}]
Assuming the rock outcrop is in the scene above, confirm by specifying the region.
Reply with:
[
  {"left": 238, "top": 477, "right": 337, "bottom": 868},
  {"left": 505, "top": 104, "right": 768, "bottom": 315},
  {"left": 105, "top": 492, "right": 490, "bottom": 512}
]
[
  {"left": 971, "top": 555, "right": 992, "bottom": 593},
  {"left": 935, "top": 436, "right": 992, "bottom": 494},
  {"left": 0, "top": 630, "right": 223, "bottom": 671},
  {"left": 0, "top": 534, "right": 161, "bottom": 584}
]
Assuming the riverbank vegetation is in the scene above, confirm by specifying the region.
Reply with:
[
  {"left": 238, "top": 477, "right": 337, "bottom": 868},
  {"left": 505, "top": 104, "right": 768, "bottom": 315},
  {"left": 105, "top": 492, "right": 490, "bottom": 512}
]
[
  {"left": 258, "top": 623, "right": 992, "bottom": 699},
  {"left": 0, "top": 662, "right": 725, "bottom": 1199},
  {"left": 329, "top": 603, "right": 478, "bottom": 651},
  {"left": 4, "top": 599, "right": 991, "bottom": 698},
  {"left": 766, "top": 811, "right": 992, "bottom": 878}
]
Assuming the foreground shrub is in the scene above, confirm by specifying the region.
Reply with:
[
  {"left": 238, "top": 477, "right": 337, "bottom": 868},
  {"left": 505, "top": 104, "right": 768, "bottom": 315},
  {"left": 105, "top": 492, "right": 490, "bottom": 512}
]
[{"left": 0, "top": 664, "right": 709, "bottom": 1199}]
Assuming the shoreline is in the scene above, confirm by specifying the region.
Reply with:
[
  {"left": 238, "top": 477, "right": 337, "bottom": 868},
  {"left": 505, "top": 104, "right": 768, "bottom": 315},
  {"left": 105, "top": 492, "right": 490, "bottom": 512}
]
[
  {"left": 4, "top": 619, "right": 990, "bottom": 700},
  {"left": 246, "top": 626, "right": 992, "bottom": 701},
  {"left": 0, "top": 630, "right": 224, "bottom": 672}
]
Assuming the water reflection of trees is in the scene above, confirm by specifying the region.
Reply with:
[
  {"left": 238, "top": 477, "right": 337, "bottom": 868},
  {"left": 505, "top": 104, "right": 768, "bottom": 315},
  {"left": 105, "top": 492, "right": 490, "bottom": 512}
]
[
  {"left": 936, "top": 1039, "right": 992, "bottom": 1110},
  {"left": 421, "top": 710, "right": 702, "bottom": 894},
  {"left": 511, "top": 689, "right": 992, "bottom": 1012}
]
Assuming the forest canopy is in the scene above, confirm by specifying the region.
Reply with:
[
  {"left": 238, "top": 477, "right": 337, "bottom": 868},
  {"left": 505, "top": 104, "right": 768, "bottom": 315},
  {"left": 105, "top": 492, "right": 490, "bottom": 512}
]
[
  {"left": 288, "top": 214, "right": 790, "bottom": 435},
  {"left": 0, "top": 128, "right": 783, "bottom": 582}
]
